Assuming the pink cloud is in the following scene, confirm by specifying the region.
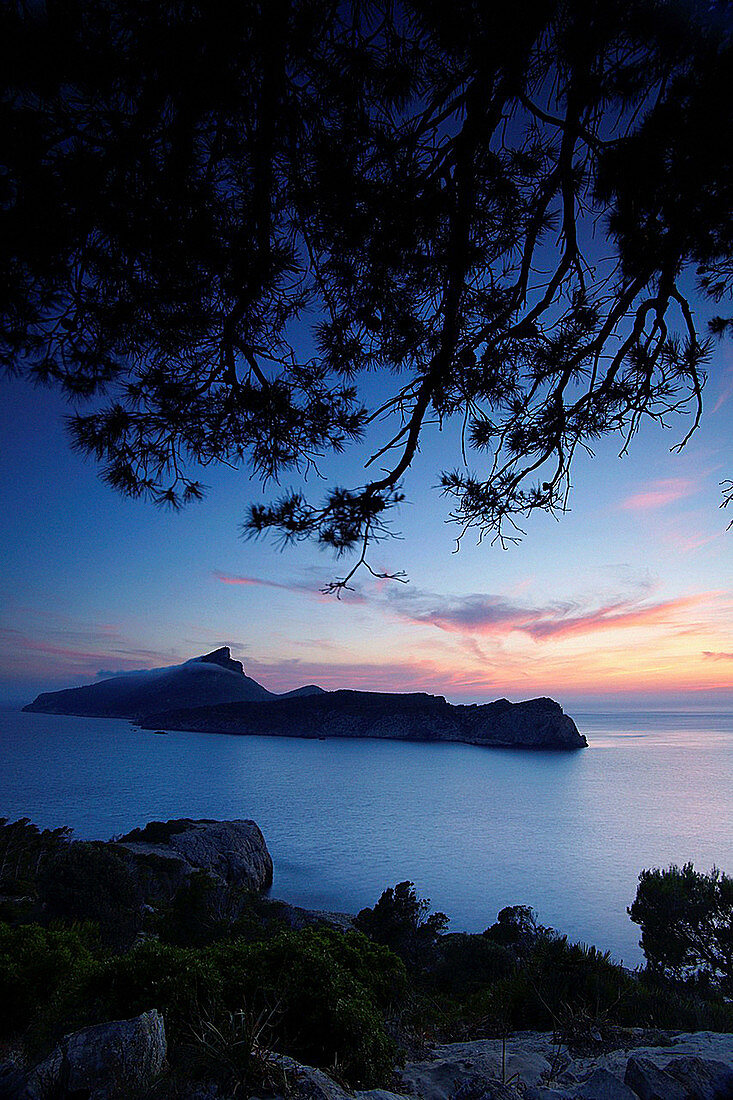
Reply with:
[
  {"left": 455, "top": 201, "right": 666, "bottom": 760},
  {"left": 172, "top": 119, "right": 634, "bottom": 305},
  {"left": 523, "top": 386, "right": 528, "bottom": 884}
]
[
  {"left": 662, "top": 530, "right": 720, "bottom": 555},
  {"left": 213, "top": 570, "right": 309, "bottom": 593},
  {"left": 0, "top": 626, "right": 182, "bottom": 688},
  {"left": 388, "top": 587, "right": 721, "bottom": 641},
  {"left": 212, "top": 570, "right": 367, "bottom": 603},
  {"left": 525, "top": 594, "right": 709, "bottom": 639},
  {"left": 620, "top": 478, "right": 696, "bottom": 512},
  {"left": 702, "top": 651, "right": 733, "bottom": 661}
]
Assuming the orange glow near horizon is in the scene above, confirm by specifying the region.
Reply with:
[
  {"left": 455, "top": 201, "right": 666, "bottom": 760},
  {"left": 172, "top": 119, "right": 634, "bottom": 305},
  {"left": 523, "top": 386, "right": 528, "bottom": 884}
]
[{"left": 3, "top": 574, "right": 731, "bottom": 706}]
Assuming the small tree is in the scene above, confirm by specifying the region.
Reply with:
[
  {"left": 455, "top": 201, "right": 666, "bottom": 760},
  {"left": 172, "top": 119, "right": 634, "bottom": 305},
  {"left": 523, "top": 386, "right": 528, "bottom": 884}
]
[
  {"left": 628, "top": 863, "right": 733, "bottom": 994},
  {"left": 355, "top": 880, "right": 448, "bottom": 965},
  {"left": 0, "top": 818, "right": 72, "bottom": 896},
  {"left": 484, "top": 904, "right": 548, "bottom": 948}
]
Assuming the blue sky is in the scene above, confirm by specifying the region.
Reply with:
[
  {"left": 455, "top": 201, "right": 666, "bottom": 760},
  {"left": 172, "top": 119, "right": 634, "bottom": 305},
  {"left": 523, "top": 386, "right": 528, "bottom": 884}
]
[{"left": 1, "top": 331, "right": 732, "bottom": 710}]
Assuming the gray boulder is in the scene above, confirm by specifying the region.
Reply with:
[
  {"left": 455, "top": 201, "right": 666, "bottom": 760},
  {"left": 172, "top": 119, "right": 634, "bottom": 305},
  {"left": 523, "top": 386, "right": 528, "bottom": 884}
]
[
  {"left": 525, "top": 1089, "right": 574, "bottom": 1100},
  {"left": 398, "top": 1040, "right": 552, "bottom": 1100},
  {"left": 115, "top": 818, "right": 274, "bottom": 897},
  {"left": 625, "top": 1057, "right": 689, "bottom": 1100},
  {"left": 663, "top": 1056, "right": 733, "bottom": 1100},
  {"left": 0, "top": 1058, "right": 26, "bottom": 1100},
  {"left": 260, "top": 1055, "right": 409, "bottom": 1100},
  {"left": 26, "top": 1009, "right": 166, "bottom": 1099},
  {"left": 575, "top": 1069, "right": 638, "bottom": 1100},
  {"left": 359, "top": 1093, "right": 416, "bottom": 1100}
]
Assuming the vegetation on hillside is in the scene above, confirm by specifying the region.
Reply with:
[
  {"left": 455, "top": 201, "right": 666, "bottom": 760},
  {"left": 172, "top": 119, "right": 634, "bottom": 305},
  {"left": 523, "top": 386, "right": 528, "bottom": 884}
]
[{"left": 0, "top": 818, "right": 731, "bottom": 1095}]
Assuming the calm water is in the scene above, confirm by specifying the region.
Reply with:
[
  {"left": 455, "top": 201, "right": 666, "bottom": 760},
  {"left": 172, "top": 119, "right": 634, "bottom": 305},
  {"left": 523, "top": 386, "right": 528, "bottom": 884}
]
[{"left": 1, "top": 706, "right": 731, "bottom": 966}]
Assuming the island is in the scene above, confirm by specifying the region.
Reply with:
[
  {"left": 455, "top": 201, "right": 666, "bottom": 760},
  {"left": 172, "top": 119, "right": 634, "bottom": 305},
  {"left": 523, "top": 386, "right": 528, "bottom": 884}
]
[
  {"left": 24, "top": 647, "right": 587, "bottom": 749},
  {"left": 141, "top": 689, "right": 587, "bottom": 749}
]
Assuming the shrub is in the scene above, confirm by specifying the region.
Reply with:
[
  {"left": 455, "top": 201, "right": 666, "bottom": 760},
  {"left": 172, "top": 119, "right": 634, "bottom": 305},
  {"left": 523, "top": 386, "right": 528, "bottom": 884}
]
[
  {"left": 158, "top": 871, "right": 248, "bottom": 947},
  {"left": 484, "top": 905, "right": 550, "bottom": 948},
  {"left": 207, "top": 927, "right": 405, "bottom": 1085},
  {"left": 430, "top": 933, "right": 516, "bottom": 997},
  {"left": 37, "top": 836, "right": 143, "bottom": 941},
  {"left": 629, "top": 970, "right": 733, "bottom": 1031},
  {"left": 0, "top": 818, "right": 72, "bottom": 896},
  {"left": 464, "top": 930, "right": 733, "bottom": 1039},
  {"left": 40, "top": 939, "right": 224, "bottom": 1051},
  {"left": 39, "top": 926, "right": 404, "bottom": 1084},
  {"left": 38, "top": 842, "right": 143, "bottom": 946},
  {"left": 0, "top": 921, "right": 98, "bottom": 1036}
]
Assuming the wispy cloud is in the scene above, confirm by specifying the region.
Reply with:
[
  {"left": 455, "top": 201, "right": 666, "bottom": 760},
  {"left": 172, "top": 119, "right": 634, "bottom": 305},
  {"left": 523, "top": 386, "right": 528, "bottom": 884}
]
[
  {"left": 213, "top": 571, "right": 311, "bottom": 593},
  {"left": 711, "top": 362, "right": 733, "bottom": 415},
  {"left": 0, "top": 621, "right": 184, "bottom": 689},
  {"left": 212, "top": 570, "right": 367, "bottom": 603},
  {"left": 387, "top": 586, "right": 720, "bottom": 641},
  {"left": 702, "top": 651, "right": 733, "bottom": 661},
  {"left": 620, "top": 478, "right": 696, "bottom": 512}
]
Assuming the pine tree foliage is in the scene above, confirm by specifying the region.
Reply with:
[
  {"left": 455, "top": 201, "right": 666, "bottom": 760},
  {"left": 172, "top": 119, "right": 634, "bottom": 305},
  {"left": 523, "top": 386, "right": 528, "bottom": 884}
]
[{"left": 1, "top": 0, "right": 731, "bottom": 586}]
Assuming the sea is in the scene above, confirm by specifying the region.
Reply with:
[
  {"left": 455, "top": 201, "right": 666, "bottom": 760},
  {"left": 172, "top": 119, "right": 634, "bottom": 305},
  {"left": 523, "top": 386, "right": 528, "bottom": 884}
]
[{"left": 1, "top": 706, "right": 731, "bottom": 967}]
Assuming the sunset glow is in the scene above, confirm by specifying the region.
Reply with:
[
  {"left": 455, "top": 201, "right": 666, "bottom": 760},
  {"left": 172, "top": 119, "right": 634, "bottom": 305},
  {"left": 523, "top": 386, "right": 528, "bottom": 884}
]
[{"left": 1, "top": 355, "right": 731, "bottom": 711}]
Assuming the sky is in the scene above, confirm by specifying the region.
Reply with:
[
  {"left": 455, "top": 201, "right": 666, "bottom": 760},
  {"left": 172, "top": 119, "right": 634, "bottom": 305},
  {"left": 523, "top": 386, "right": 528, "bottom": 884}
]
[{"left": 1, "top": 333, "right": 732, "bottom": 710}]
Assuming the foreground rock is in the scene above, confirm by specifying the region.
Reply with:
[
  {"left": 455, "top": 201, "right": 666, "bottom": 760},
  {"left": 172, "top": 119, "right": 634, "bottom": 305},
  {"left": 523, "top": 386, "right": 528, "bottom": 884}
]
[
  {"left": 396, "top": 1034, "right": 733, "bottom": 1100},
  {"left": 114, "top": 817, "right": 273, "bottom": 896},
  {"left": 142, "top": 691, "right": 587, "bottom": 750},
  {"left": 24, "top": 1010, "right": 166, "bottom": 1099},
  {"left": 6, "top": 1028, "right": 733, "bottom": 1100},
  {"left": 23, "top": 646, "right": 323, "bottom": 719},
  {"left": 238, "top": 1033, "right": 733, "bottom": 1100}
]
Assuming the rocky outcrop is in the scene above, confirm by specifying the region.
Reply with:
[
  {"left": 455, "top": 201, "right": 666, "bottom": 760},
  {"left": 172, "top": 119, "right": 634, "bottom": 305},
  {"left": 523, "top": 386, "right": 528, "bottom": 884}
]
[
  {"left": 141, "top": 690, "right": 587, "bottom": 750},
  {"left": 398, "top": 1039, "right": 552, "bottom": 1100},
  {"left": 664, "top": 1056, "right": 733, "bottom": 1100},
  {"left": 24, "top": 1010, "right": 166, "bottom": 1099},
  {"left": 114, "top": 817, "right": 273, "bottom": 896}
]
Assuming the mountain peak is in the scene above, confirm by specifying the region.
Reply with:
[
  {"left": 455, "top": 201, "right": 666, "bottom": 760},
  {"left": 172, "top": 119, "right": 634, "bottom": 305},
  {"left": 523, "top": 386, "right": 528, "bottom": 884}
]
[{"left": 193, "top": 647, "right": 244, "bottom": 675}]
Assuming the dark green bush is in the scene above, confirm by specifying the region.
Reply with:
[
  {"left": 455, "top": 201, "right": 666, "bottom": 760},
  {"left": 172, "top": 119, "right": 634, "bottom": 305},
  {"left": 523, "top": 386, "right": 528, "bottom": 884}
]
[
  {"left": 430, "top": 933, "right": 516, "bottom": 997},
  {"left": 158, "top": 871, "right": 244, "bottom": 947},
  {"left": 0, "top": 818, "right": 73, "bottom": 896},
  {"left": 463, "top": 931, "right": 733, "bottom": 1038},
  {"left": 484, "top": 905, "right": 550, "bottom": 948},
  {"left": 38, "top": 842, "right": 143, "bottom": 946},
  {"left": 207, "top": 927, "right": 405, "bottom": 1085},
  {"left": 39, "top": 926, "right": 404, "bottom": 1084},
  {"left": 41, "top": 938, "right": 224, "bottom": 1051},
  {"left": 227, "top": 895, "right": 291, "bottom": 942},
  {"left": 628, "top": 970, "right": 733, "bottom": 1031},
  {"left": 0, "top": 921, "right": 98, "bottom": 1035}
]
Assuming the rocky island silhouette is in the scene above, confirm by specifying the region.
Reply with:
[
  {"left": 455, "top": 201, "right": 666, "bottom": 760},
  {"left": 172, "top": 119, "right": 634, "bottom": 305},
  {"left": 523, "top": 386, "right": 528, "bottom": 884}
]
[{"left": 24, "top": 647, "right": 586, "bottom": 750}]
